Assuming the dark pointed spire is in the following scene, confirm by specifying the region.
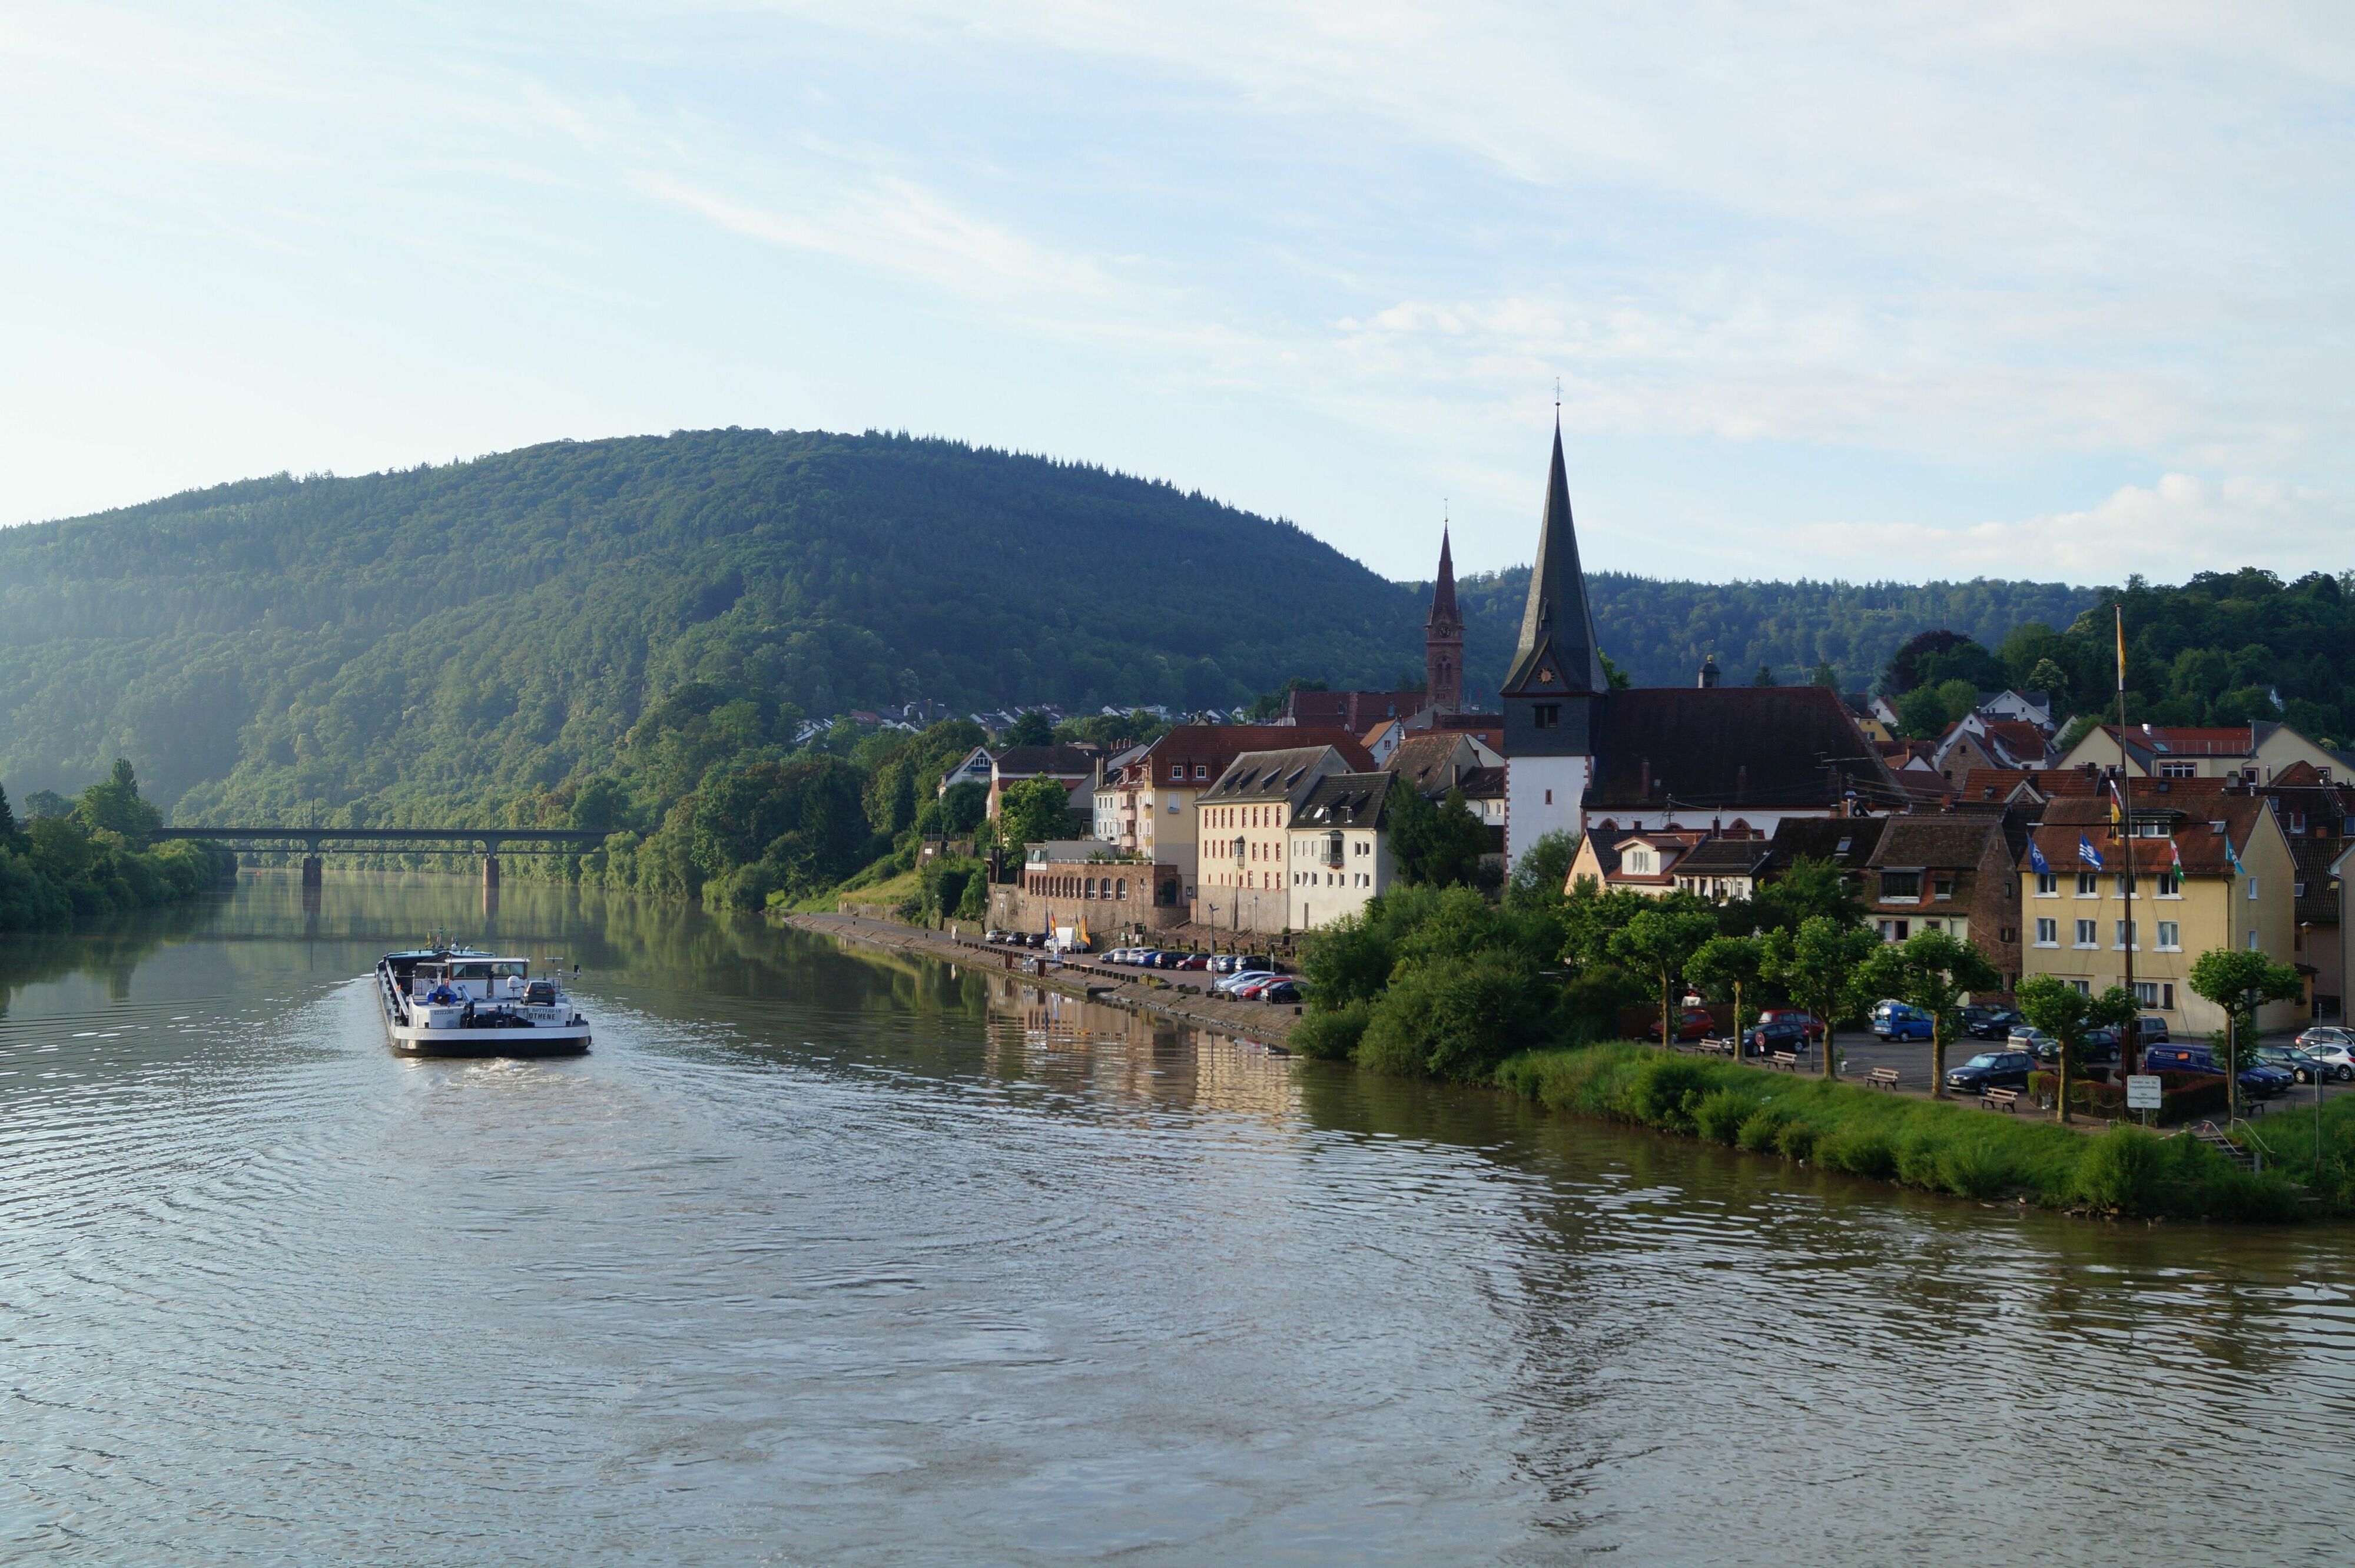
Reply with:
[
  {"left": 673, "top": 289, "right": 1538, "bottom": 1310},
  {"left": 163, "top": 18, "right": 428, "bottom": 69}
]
[
  {"left": 1426, "top": 525, "right": 1458, "bottom": 629},
  {"left": 1500, "top": 423, "right": 1605, "bottom": 697}
]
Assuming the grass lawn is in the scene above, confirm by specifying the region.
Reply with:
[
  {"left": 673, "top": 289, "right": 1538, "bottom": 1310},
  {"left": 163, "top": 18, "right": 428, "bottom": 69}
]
[{"left": 1495, "top": 1042, "right": 2317, "bottom": 1222}]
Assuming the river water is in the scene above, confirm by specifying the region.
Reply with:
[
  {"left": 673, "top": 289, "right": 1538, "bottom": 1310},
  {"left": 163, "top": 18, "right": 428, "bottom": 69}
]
[{"left": 4, "top": 874, "right": 2351, "bottom": 1564}]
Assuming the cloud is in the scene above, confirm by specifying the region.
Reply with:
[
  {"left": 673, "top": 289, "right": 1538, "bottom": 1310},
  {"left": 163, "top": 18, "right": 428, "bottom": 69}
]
[{"left": 1782, "top": 475, "right": 2355, "bottom": 584}]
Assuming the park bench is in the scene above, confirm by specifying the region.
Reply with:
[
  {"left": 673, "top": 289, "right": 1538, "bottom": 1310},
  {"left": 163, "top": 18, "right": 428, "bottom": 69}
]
[
  {"left": 1982, "top": 1087, "right": 2021, "bottom": 1112},
  {"left": 1865, "top": 1068, "right": 1901, "bottom": 1092},
  {"left": 1767, "top": 1050, "right": 1799, "bottom": 1072}
]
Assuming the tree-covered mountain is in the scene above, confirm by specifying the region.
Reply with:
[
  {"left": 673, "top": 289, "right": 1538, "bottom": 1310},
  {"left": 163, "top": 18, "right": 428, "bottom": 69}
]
[{"left": 5, "top": 426, "right": 2307, "bottom": 843}]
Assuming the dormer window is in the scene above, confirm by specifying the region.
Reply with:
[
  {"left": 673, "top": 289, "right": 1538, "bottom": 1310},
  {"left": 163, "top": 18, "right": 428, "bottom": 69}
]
[{"left": 1880, "top": 871, "right": 1922, "bottom": 902}]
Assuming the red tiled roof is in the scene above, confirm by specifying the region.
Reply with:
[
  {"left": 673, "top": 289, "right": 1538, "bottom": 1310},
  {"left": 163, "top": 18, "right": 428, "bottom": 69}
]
[{"left": 2026, "top": 793, "right": 2267, "bottom": 878}]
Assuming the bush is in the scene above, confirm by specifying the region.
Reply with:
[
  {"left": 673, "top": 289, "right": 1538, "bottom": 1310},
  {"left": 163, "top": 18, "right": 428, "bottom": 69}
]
[
  {"left": 1819, "top": 1129, "right": 1897, "bottom": 1180},
  {"left": 1289, "top": 1000, "right": 1371, "bottom": 1062},
  {"left": 1619, "top": 1057, "right": 1712, "bottom": 1133},
  {"left": 1774, "top": 1120, "right": 1819, "bottom": 1162},
  {"left": 1736, "top": 1106, "right": 1790, "bottom": 1153},
  {"left": 1356, "top": 952, "right": 1550, "bottom": 1082},
  {"left": 2028, "top": 1070, "right": 2228, "bottom": 1126},
  {"left": 1692, "top": 1088, "right": 1760, "bottom": 1146},
  {"left": 2074, "top": 1126, "right": 2168, "bottom": 1212},
  {"left": 1936, "top": 1138, "right": 2014, "bottom": 1199}
]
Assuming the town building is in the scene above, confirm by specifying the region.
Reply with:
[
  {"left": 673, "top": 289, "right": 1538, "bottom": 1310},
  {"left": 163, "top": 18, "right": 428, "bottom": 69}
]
[
  {"left": 939, "top": 745, "right": 995, "bottom": 798},
  {"left": 989, "top": 839, "right": 1183, "bottom": 943},
  {"left": 1094, "top": 725, "right": 1366, "bottom": 900},
  {"left": 1861, "top": 814, "right": 2026, "bottom": 990},
  {"left": 987, "top": 744, "right": 1098, "bottom": 819},
  {"left": 1285, "top": 773, "right": 1399, "bottom": 930},
  {"left": 1494, "top": 422, "right": 1893, "bottom": 866},
  {"left": 2260, "top": 761, "right": 2348, "bottom": 1018},
  {"left": 2017, "top": 784, "right": 2301, "bottom": 1036},
  {"left": 2056, "top": 721, "right": 2348, "bottom": 783},
  {"left": 1425, "top": 527, "right": 1464, "bottom": 713},
  {"left": 1193, "top": 743, "right": 1372, "bottom": 933}
]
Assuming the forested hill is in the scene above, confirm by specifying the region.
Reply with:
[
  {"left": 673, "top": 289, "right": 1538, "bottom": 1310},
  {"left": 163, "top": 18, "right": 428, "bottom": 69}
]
[{"left": 0, "top": 426, "right": 2092, "bottom": 819}]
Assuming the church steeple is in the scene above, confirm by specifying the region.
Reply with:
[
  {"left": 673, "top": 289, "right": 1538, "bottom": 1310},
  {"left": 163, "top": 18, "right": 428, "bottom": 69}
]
[
  {"left": 1501, "top": 420, "right": 1605, "bottom": 700},
  {"left": 1425, "top": 523, "right": 1462, "bottom": 712},
  {"left": 1498, "top": 419, "right": 1605, "bottom": 762}
]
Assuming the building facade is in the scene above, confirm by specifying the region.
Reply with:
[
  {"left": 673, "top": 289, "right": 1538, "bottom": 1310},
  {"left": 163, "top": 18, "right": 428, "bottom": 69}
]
[
  {"left": 1285, "top": 773, "right": 1399, "bottom": 930},
  {"left": 1193, "top": 745, "right": 1364, "bottom": 933}
]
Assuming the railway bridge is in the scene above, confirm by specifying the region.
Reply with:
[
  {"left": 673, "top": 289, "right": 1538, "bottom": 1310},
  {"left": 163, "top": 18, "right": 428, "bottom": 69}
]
[{"left": 152, "top": 826, "right": 608, "bottom": 889}]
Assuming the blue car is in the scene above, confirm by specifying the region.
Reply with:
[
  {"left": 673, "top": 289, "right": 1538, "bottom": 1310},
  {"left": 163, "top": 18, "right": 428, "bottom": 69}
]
[{"left": 1870, "top": 999, "right": 1935, "bottom": 1041}]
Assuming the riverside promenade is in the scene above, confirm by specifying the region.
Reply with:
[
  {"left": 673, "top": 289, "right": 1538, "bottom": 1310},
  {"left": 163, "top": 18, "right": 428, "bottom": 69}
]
[{"left": 784, "top": 911, "right": 1302, "bottom": 1047}]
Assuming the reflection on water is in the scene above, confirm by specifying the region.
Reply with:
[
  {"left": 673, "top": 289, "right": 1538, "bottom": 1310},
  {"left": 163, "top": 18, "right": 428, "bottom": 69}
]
[{"left": 4, "top": 873, "right": 2352, "bottom": 1564}]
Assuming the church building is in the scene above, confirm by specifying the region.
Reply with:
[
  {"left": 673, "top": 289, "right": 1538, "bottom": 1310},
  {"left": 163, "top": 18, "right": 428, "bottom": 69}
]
[{"left": 1497, "top": 422, "right": 1895, "bottom": 867}]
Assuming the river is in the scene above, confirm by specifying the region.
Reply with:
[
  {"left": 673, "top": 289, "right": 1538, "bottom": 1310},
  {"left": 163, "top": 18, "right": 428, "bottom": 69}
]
[{"left": 5, "top": 873, "right": 2351, "bottom": 1564}]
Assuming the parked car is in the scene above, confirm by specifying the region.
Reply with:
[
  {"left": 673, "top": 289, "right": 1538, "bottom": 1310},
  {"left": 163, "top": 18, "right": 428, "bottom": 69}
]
[
  {"left": 1216, "top": 971, "right": 1280, "bottom": 994},
  {"left": 1945, "top": 1050, "right": 2035, "bottom": 1095},
  {"left": 1644, "top": 1007, "right": 1716, "bottom": 1043},
  {"left": 1743, "top": 1018, "right": 1815, "bottom": 1057},
  {"left": 1871, "top": 1000, "right": 1935, "bottom": 1041},
  {"left": 2131, "top": 1016, "right": 2171, "bottom": 1046},
  {"left": 1022, "top": 931, "right": 1047, "bottom": 949},
  {"left": 2144, "top": 1045, "right": 2296, "bottom": 1099},
  {"left": 2007, "top": 1026, "right": 2054, "bottom": 1056},
  {"left": 1961, "top": 1005, "right": 2022, "bottom": 1040},
  {"left": 1257, "top": 981, "right": 1302, "bottom": 1003},
  {"left": 2293, "top": 1039, "right": 2355, "bottom": 1079},
  {"left": 1756, "top": 1009, "right": 1827, "bottom": 1043},
  {"left": 1237, "top": 978, "right": 1287, "bottom": 1000},
  {"left": 1177, "top": 953, "right": 1211, "bottom": 971},
  {"left": 2252, "top": 1045, "right": 2340, "bottom": 1085},
  {"left": 2296, "top": 1025, "right": 2355, "bottom": 1052}
]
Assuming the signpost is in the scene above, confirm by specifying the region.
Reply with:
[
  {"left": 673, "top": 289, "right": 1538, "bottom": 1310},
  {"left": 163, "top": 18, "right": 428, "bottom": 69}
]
[{"left": 2126, "top": 1073, "right": 2162, "bottom": 1127}]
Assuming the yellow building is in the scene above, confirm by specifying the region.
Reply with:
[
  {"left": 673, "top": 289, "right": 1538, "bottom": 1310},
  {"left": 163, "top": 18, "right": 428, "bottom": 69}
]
[
  {"left": 2057, "top": 721, "right": 2341, "bottom": 784},
  {"left": 2018, "top": 786, "right": 2300, "bottom": 1036}
]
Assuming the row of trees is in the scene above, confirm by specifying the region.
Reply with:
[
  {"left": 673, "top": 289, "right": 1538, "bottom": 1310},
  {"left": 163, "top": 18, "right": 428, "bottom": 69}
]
[{"left": 0, "top": 762, "right": 234, "bottom": 931}]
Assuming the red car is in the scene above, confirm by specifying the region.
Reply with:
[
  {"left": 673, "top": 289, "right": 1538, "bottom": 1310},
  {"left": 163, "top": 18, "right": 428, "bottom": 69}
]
[
  {"left": 1644, "top": 1007, "right": 1716, "bottom": 1043},
  {"left": 1756, "top": 1009, "right": 1827, "bottom": 1043}
]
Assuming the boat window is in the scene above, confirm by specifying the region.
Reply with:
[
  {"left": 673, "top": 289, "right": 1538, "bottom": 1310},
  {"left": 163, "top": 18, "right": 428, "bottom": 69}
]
[{"left": 490, "top": 961, "right": 528, "bottom": 979}]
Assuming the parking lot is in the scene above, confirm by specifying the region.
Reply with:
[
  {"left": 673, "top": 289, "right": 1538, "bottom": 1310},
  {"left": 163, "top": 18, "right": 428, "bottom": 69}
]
[{"left": 1801, "top": 1027, "right": 2355, "bottom": 1110}]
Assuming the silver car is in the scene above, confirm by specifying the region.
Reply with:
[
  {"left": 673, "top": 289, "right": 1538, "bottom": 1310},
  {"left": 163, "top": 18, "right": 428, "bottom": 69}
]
[{"left": 2292, "top": 1034, "right": 2355, "bottom": 1080}]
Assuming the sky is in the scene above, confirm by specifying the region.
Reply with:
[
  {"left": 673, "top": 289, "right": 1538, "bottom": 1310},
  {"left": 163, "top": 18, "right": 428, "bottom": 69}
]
[{"left": 4, "top": 2, "right": 2353, "bottom": 585}]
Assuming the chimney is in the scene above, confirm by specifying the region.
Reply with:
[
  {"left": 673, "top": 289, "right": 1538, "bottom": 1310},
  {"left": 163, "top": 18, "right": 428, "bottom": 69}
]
[{"left": 1698, "top": 655, "right": 1722, "bottom": 689}]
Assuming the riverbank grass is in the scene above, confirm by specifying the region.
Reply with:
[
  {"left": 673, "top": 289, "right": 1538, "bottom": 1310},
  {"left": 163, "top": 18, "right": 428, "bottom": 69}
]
[{"left": 1495, "top": 1043, "right": 2311, "bottom": 1221}]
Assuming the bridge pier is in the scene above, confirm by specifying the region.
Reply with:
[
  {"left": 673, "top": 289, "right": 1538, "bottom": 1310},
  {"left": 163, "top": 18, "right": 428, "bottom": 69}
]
[
  {"left": 301, "top": 855, "right": 323, "bottom": 888},
  {"left": 482, "top": 854, "right": 500, "bottom": 891}
]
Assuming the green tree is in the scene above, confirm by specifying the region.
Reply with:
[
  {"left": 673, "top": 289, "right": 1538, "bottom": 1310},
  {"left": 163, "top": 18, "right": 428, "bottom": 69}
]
[
  {"left": 2015, "top": 975, "right": 2136, "bottom": 1123},
  {"left": 1810, "top": 659, "right": 1839, "bottom": 688},
  {"left": 1504, "top": 829, "right": 1579, "bottom": 910},
  {"left": 1003, "top": 710, "right": 1055, "bottom": 747},
  {"left": 1388, "top": 786, "right": 1488, "bottom": 887},
  {"left": 1610, "top": 906, "right": 1720, "bottom": 1048},
  {"left": 1686, "top": 934, "right": 1765, "bottom": 1045},
  {"left": 75, "top": 758, "right": 161, "bottom": 847},
  {"left": 938, "top": 780, "right": 989, "bottom": 836},
  {"left": 1762, "top": 916, "right": 1880, "bottom": 1079},
  {"left": 2188, "top": 948, "right": 2304, "bottom": 1121},
  {"left": 1852, "top": 928, "right": 2002, "bottom": 1094},
  {"left": 1743, "top": 853, "right": 1866, "bottom": 933},
  {"left": 996, "top": 775, "right": 1076, "bottom": 856},
  {"left": 1752, "top": 663, "right": 1779, "bottom": 687}
]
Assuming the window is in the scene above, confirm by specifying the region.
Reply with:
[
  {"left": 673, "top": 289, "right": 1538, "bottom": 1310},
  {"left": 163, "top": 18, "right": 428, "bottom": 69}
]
[
  {"left": 2133, "top": 981, "right": 2172, "bottom": 1009},
  {"left": 2001, "top": 926, "right": 2019, "bottom": 943},
  {"left": 2156, "top": 872, "right": 2180, "bottom": 897},
  {"left": 1880, "top": 871, "right": 1922, "bottom": 901},
  {"left": 2247, "top": 930, "right": 2261, "bottom": 952},
  {"left": 2291, "top": 812, "right": 2308, "bottom": 833},
  {"left": 1195, "top": 764, "right": 1209, "bottom": 779},
  {"left": 1533, "top": 704, "right": 1560, "bottom": 729},
  {"left": 2075, "top": 919, "right": 2098, "bottom": 947},
  {"left": 2157, "top": 920, "right": 2180, "bottom": 950},
  {"left": 2248, "top": 877, "right": 2259, "bottom": 900},
  {"left": 2077, "top": 873, "right": 2099, "bottom": 896},
  {"left": 2035, "top": 872, "right": 2059, "bottom": 896},
  {"left": 1544, "top": 789, "right": 1554, "bottom": 805},
  {"left": 2069, "top": 979, "right": 2091, "bottom": 996},
  {"left": 2115, "top": 875, "right": 2133, "bottom": 897},
  {"left": 1170, "top": 764, "right": 1185, "bottom": 780},
  {"left": 2160, "top": 760, "right": 2195, "bottom": 778},
  {"left": 1876, "top": 919, "right": 1910, "bottom": 942},
  {"left": 2134, "top": 821, "right": 2168, "bottom": 838},
  {"left": 1933, "top": 876, "right": 1956, "bottom": 901},
  {"left": 2114, "top": 919, "right": 2136, "bottom": 950},
  {"left": 2295, "top": 882, "right": 2308, "bottom": 899}
]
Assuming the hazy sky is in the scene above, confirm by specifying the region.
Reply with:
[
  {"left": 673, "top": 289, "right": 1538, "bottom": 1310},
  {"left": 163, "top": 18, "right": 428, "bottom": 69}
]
[{"left": 5, "top": 2, "right": 2351, "bottom": 584}]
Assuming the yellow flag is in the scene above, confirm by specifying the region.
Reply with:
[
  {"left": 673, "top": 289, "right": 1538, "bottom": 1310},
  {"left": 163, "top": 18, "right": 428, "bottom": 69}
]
[{"left": 2115, "top": 605, "right": 2127, "bottom": 692}]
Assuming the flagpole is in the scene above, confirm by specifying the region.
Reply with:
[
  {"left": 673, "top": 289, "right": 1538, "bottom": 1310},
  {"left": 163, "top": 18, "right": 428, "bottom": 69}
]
[{"left": 2117, "top": 604, "right": 2141, "bottom": 1079}]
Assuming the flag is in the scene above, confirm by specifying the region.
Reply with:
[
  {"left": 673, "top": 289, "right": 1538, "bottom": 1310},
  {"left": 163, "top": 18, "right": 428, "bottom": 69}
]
[
  {"left": 2078, "top": 835, "right": 2105, "bottom": 870},
  {"left": 2115, "top": 605, "right": 2128, "bottom": 692},
  {"left": 2028, "top": 841, "right": 2051, "bottom": 875},
  {"left": 2224, "top": 836, "right": 2246, "bottom": 877},
  {"left": 2168, "top": 837, "right": 2183, "bottom": 871}
]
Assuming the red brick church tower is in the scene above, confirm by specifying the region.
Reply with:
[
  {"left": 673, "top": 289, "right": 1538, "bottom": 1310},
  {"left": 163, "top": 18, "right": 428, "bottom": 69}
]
[{"left": 1425, "top": 526, "right": 1464, "bottom": 713}]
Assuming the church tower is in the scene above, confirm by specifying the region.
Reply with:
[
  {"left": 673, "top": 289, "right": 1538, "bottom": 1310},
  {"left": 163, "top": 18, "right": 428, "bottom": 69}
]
[
  {"left": 1424, "top": 525, "right": 1463, "bottom": 713},
  {"left": 1498, "top": 420, "right": 1607, "bottom": 863}
]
